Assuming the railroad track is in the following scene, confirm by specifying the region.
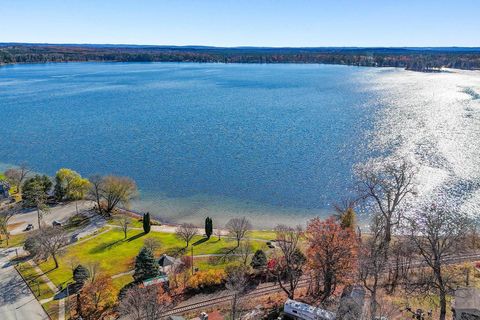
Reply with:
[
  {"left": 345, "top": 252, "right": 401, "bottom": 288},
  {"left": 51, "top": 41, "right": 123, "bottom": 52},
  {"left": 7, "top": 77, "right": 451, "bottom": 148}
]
[
  {"left": 163, "top": 252, "right": 480, "bottom": 317},
  {"left": 163, "top": 278, "right": 311, "bottom": 316}
]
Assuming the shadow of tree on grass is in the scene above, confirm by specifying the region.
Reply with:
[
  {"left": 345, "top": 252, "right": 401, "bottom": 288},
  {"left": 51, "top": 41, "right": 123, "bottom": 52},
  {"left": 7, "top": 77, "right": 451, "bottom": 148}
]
[
  {"left": 89, "top": 239, "right": 124, "bottom": 254},
  {"left": 127, "top": 232, "right": 145, "bottom": 242}
]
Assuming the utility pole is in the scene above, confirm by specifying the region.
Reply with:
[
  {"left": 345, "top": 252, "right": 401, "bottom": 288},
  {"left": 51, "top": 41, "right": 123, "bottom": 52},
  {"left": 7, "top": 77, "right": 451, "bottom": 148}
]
[{"left": 191, "top": 246, "right": 194, "bottom": 275}]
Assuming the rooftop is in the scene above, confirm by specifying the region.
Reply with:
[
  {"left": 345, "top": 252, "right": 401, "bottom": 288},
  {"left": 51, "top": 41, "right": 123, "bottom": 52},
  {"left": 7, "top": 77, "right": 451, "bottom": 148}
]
[{"left": 454, "top": 287, "right": 480, "bottom": 311}]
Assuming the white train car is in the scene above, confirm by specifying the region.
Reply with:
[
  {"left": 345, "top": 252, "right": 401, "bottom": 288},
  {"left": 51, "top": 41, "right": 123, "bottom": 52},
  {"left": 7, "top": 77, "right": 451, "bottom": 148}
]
[{"left": 284, "top": 299, "right": 335, "bottom": 320}]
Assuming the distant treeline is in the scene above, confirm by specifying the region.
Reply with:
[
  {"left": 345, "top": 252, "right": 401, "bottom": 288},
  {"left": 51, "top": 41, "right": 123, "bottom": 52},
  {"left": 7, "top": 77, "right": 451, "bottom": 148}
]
[{"left": 1, "top": 44, "right": 480, "bottom": 72}]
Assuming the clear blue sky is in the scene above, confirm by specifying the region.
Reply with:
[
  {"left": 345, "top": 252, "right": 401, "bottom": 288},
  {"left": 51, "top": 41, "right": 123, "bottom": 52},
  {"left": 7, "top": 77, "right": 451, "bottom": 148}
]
[{"left": 2, "top": 0, "right": 479, "bottom": 47}]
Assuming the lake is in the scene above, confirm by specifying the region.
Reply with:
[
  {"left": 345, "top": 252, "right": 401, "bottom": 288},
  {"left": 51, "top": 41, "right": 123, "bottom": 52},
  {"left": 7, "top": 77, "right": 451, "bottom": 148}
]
[{"left": 1, "top": 63, "right": 479, "bottom": 226}]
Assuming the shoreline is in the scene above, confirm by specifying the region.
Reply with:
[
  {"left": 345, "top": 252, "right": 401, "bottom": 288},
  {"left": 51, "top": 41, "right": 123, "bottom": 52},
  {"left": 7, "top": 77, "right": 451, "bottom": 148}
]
[{"left": 0, "top": 59, "right": 475, "bottom": 73}]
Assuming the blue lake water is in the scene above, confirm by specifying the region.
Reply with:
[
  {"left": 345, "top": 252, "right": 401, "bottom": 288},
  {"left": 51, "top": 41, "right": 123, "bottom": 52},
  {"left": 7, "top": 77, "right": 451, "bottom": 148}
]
[{"left": 4, "top": 62, "right": 459, "bottom": 226}]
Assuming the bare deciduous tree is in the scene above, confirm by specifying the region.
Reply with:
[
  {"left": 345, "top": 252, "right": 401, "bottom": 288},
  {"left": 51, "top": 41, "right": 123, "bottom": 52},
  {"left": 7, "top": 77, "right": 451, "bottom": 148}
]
[
  {"left": 225, "top": 265, "right": 249, "bottom": 320},
  {"left": 175, "top": 223, "right": 198, "bottom": 248},
  {"left": 32, "top": 226, "right": 68, "bottom": 268},
  {"left": 88, "top": 175, "right": 104, "bottom": 214},
  {"left": 214, "top": 225, "right": 223, "bottom": 241},
  {"left": 355, "top": 157, "right": 417, "bottom": 246},
  {"left": 237, "top": 240, "right": 252, "bottom": 265},
  {"left": 271, "top": 224, "right": 305, "bottom": 299},
  {"left": 144, "top": 238, "right": 161, "bottom": 253},
  {"left": 116, "top": 215, "right": 130, "bottom": 239},
  {"left": 359, "top": 213, "right": 389, "bottom": 319},
  {"left": 88, "top": 175, "right": 137, "bottom": 216},
  {"left": 405, "top": 202, "right": 470, "bottom": 320},
  {"left": 118, "top": 284, "right": 171, "bottom": 320},
  {"left": 384, "top": 237, "right": 414, "bottom": 294},
  {"left": 4, "top": 163, "right": 31, "bottom": 193},
  {"left": 226, "top": 217, "right": 252, "bottom": 247}
]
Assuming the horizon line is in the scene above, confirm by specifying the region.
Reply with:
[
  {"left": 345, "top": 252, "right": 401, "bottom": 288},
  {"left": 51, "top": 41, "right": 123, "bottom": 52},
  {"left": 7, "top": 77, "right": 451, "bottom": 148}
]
[{"left": 2, "top": 42, "right": 480, "bottom": 50}]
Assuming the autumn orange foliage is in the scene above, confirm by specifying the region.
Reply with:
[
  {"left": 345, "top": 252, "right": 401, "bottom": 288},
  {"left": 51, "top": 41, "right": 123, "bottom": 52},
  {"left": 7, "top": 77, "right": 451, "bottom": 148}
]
[
  {"left": 77, "top": 274, "right": 115, "bottom": 320},
  {"left": 188, "top": 269, "right": 226, "bottom": 290},
  {"left": 306, "top": 217, "right": 358, "bottom": 302}
]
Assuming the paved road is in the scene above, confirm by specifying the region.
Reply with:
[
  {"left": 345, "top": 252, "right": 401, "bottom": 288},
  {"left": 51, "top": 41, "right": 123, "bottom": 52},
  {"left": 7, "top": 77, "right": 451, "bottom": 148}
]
[
  {"left": 0, "top": 248, "right": 49, "bottom": 320},
  {"left": 9, "top": 201, "right": 94, "bottom": 235}
]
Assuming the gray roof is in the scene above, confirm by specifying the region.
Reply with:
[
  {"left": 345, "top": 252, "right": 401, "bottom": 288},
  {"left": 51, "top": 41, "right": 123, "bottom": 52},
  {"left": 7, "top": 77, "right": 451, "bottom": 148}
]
[
  {"left": 158, "top": 254, "right": 177, "bottom": 267},
  {"left": 454, "top": 288, "right": 480, "bottom": 311}
]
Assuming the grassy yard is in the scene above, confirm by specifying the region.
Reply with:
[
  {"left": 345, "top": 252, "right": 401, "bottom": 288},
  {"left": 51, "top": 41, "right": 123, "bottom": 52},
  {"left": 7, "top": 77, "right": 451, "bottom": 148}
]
[
  {"left": 37, "top": 227, "right": 268, "bottom": 289},
  {"left": 42, "top": 299, "right": 59, "bottom": 320},
  {"left": 247, "top": 230, "right": 277, "bottom": 241},
  {"left": 0, "top": 232, "right": 27, "bottom": 248},
  {"left": 16, "top": 262, "right": 56, "bottom": 300}
]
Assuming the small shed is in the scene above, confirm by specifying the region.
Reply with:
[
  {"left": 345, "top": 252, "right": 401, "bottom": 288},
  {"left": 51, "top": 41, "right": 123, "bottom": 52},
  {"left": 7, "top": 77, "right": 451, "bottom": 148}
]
[{"left": 453, "top": 287, "right": 480, "bottom": 320}]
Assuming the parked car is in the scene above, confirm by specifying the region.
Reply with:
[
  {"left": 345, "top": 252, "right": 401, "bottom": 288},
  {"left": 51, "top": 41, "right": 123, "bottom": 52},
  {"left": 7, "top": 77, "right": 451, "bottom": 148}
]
[
  {"left": 52, "top": 220, "right": 62, "bottom": 227},
  {"left": 24, "top": 224, "right": 34, "bottom": 231}
]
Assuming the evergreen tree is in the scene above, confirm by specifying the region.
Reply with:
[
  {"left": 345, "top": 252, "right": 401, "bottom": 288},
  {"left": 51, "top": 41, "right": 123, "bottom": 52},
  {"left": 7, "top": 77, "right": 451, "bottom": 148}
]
[
  {"left": 53, "top": 175, "right": 66, "bottom": 202},
  {"left": 133, "top": 247, "right": 159, "bottom": 283},
  {"left": 143, "top": 212, "right": 151, "bottom": 234},
  {"left": 250, "top": 249, "right": 267, "bottom": 270},
  {"left": 205, "top": 217, "right": 213, "bottom": 239},
  {"left": 22, "top": 175, "right": 53, "bottom": 207},
  {"left": 73, "top": 264, "right": 90, "bottom": 290}
]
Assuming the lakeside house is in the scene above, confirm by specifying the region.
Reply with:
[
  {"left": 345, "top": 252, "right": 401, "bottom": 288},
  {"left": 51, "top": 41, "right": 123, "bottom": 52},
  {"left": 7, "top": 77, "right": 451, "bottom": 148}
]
[
  {"left": 0, "top": 181, "right": 10, "bottom": 200},
  {"left": 453, "top": 287, "right": 480, "bottom": 319}
]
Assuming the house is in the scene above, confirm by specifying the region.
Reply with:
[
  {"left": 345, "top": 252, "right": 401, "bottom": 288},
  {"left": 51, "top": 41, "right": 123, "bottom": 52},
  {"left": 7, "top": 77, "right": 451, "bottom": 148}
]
[
  {"left": 453, "top": 288, "right": 480, "bottom": 319},
  {"left": 284, "top": 299, "right": 335, "bottom": 320},
  {"left": 337, "top": 285, "right": 366, "bottom": 319},
  {"left": 0, "top": 181, "right": 10, "bottom": 200},
  {"left": 159, "top": 254, "right": 183, "bottom": 273}
]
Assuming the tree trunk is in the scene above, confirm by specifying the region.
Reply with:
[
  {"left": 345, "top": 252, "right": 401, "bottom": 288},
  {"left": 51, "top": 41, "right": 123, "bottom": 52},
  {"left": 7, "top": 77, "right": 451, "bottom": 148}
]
[
  {"left": 384, "top": 221, "right": 392, "bottom": 246},
  {"left": 439, "top": 290, "right": 447, "bottom": 320},
  {"left": 321, "top": 274, "right": 333, "bottom": 302},
  {"left": 370, "top": 289, "right": 378, "bottom": 320},
  {"left": 37, "top": 207, "right": 41, "bottom": 229},
  {"left": 52, "top": 253, "right": 59, "bottom": 269},
  {"left": 231, "top": 293, "right": 237, "bottom": 320}
]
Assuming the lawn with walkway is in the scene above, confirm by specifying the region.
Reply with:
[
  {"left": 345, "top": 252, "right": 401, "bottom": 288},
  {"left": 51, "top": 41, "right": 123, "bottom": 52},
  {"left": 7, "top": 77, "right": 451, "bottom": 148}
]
[{"left": 36, "top": 227, "right": 269, "bottom": 291}]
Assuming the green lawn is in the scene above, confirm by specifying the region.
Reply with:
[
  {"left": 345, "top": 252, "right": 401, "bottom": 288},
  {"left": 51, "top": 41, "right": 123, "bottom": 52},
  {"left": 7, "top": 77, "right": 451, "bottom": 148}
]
[
  {"left": 42, "top": 299, "right": 59, "bottom": 320},
  {"left": 112, "top": 274, "right": 134, "bottom": 295},
  {"left": 16, "top": 262, "right": 56, "bottom": 300},
  {"left": 37, "top": 227, "right": 268, "bottom": 288},
  {"left": 247, "top": 230, "right": 277, "bottom": 241},
  {"left": 0, "top": 232, "right": 27, "bottom": 248}
]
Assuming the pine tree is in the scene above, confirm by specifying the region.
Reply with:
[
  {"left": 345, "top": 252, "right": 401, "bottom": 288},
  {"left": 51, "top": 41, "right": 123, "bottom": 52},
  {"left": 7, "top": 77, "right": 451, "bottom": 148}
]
[
  {"left": 143, "top": 212, "right": 151, "bottom": 234},
  {"left": 73, "top": 264, "right": 90, "bottom": 290},
  {"left": 205, "top": 217, "right": 213, "bottom": 239},
  {"left": 133, "top": 247, "right": 159, "bottom": 283},
  {"left": 250, "top": 249, "right": 267, "bottom": 270}
]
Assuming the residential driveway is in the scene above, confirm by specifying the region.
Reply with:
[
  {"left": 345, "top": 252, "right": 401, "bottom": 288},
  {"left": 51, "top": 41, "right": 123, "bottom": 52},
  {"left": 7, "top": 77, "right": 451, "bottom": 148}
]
[
  {"left": 9, "top": 200, "right": 94, "bottom": 235},
  {"left": 0, "top": 248, "right": 49, "bottom": 320}
]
